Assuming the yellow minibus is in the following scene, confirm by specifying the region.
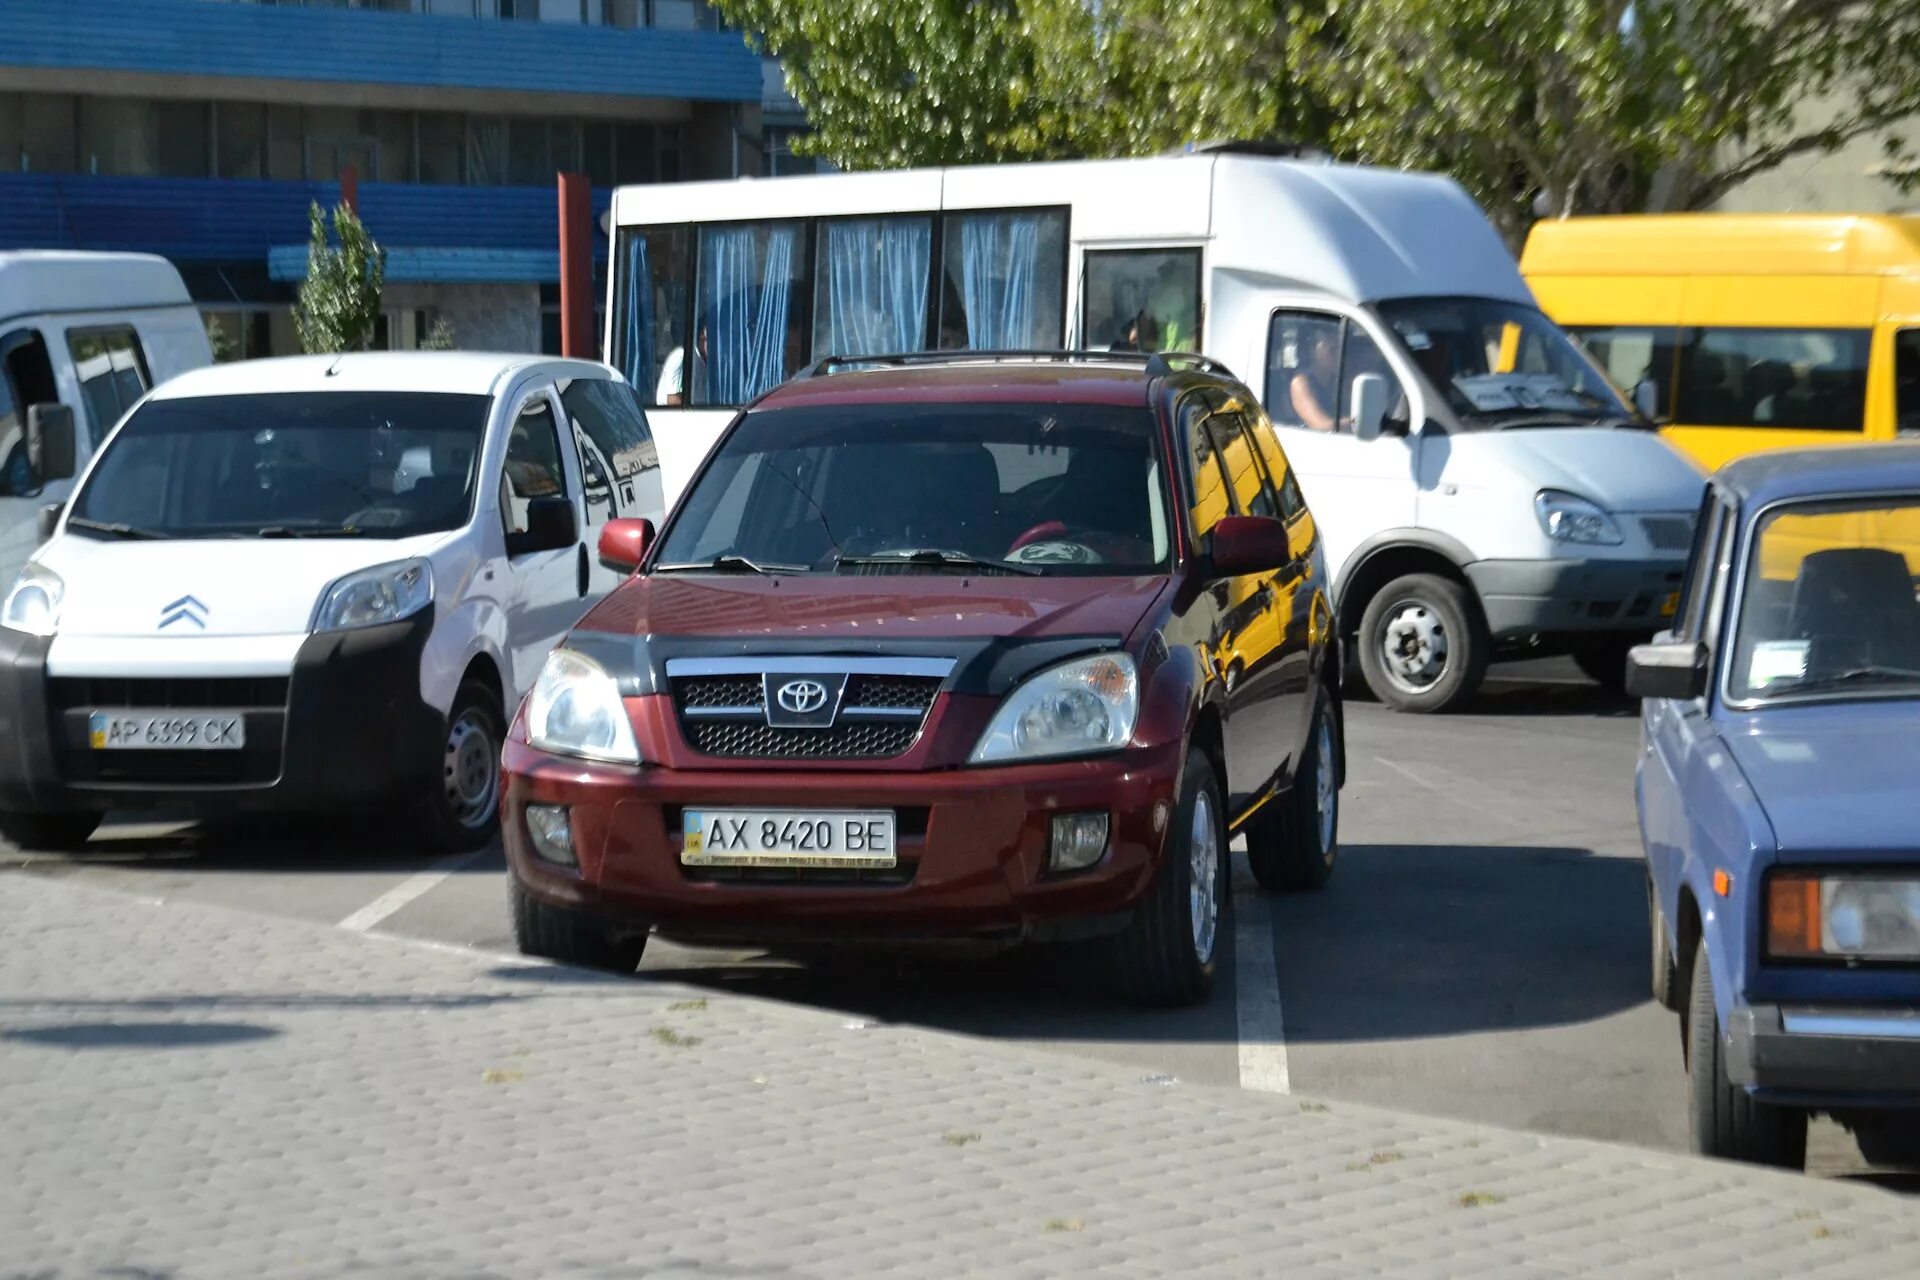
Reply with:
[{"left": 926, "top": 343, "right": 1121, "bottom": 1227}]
[{"left": 1521, "top": 214, "right": 1920, "bottom": 472}]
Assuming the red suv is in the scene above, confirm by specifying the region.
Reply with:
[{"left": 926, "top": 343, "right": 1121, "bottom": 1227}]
[{"left": 503, "top": 353, "right": 1341, "bottom": 1006}]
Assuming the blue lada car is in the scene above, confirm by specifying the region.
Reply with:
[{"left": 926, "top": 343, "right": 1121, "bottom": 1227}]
[{"left": 1630, "top": 444, "right": 1920, "bottom": 1171}]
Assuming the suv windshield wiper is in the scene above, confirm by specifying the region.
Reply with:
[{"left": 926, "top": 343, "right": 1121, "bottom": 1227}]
[
  {"left": 1788, "top": 665, "right": 1920, "bottom": 694},
  {"left": 255, "top": 526, "right": 364, "bottom": 539},
  {"left": 834, "top": 548, "right": 1041, "bottom": 576},
  {"left": 66, "top": 516, "right": 166, "bottom": 541},
  {"left": 653, "top": 554, "right": 810, "bottom": 576}
]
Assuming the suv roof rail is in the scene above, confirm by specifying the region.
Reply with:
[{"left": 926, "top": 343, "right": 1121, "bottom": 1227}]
[{"left": 796, "top": 349, "right": 1236, "bottom": 381}]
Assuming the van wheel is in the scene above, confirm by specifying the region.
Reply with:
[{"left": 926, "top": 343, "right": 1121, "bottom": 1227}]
[
  {"left": 511, "top": 879, "right": 646, "bottom": 974},
  {"left": 1357, "top": 573, "right": 1487, "bottom": 713},
  {"left": 1114, "top": 747, "right": 1224, "bottom": 1008},
  {"left": 419, "top": 680, "right": 503, "bottom": 853},
  {"left": 0, "top": 811, "right": 100, "bottom": 852},
  {"left": 1247, "top": 692, "right": 1339, "bottom": 892},
  {"left": 1686, "top": 938, "right": 1806, "bottom": 1168}
]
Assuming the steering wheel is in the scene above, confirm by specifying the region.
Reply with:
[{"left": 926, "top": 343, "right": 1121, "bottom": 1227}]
[{"left": 1008, "top": 521, "right": 1069, "bottom": 554}]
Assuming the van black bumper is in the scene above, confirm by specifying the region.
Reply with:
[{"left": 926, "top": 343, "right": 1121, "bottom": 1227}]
[
  {"left": 1466, "top": 558, "right": 1686, "bottom": 639},
  {"left": 1727, "top": 1005, "right": 1920, "bottom": 1108},
  {"left": 0, "top": 613, "right": 443, "bottom": 817}
]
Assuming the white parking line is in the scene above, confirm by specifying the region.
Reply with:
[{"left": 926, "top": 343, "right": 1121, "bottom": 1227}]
[
  {"left": 1233, "top": 883, "right": 1291, "bottom": 1094},
  {"left": 335, "top": 847, "right": 494, "bottom": 933}
]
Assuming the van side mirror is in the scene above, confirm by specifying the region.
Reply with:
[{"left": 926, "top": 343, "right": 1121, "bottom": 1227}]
[
  {"left": 1350, "top": 374, "right": 1389, "bottom": 442},
  {"left": 508, "top": 495, "right": 577, "bottom": 557},
  {"left": 1625, "top": 639, "right": 1709, "bottom": 700},
  {"left": 1633, "top": 380, "right": 1660, "bottom": 422},
  {"left": 27, "top": 404, "right": 75, "bottom": 484},
  {"left": 598, "top": 517, "right": 654, "bottom": 575},
  {"left": 1209, "top": 514, "right": 1292, "bottom": 576}
]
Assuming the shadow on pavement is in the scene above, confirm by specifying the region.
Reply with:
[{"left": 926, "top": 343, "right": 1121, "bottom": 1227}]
[
  {"left": 1270, "top": 842, "right": 1646, "bottom": 1043},
  {"left": 25, "top": 815, "right": 503, "bottom": 877},
  {"left": 3, "top": 1020, "right": 279, "bottom": 1049}
]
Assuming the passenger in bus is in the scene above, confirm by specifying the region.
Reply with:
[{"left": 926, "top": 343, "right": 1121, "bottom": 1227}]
[
  {"left": 1147, "top": 261, "right": 1195, "bottom": 351},
  {"left": 655, "top": 321, "right": 708, "bottom": 406},
  {"left": 1289, "top": 329, "right": 1342, "bottom": 432},
  {"left": 1109, "top": 310, "right": 1160, "bottom": 353}
]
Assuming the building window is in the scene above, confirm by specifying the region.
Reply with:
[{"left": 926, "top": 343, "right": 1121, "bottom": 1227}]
[
  {"left": 763, "top": 127, "right": 819, "bottom": 178},
  {"left": 81, "top": 98, "right": 208, "bottom": 178},
  {"left": 18, "top": 94, "right": 78, "bottom": 174},
  {"left": 466, "top": 117, "right": 507, "bottom": 184},
  {"left": 417, "top": 112, "right": 464, "bottom": 185},
  {"left": 267, "top": 105, "right": 305, "bottom": 180},
  {"left": 215, "top": 102, "right": 268, "bottom": 179}
]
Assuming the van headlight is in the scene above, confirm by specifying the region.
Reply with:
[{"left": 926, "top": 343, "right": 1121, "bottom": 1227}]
[
  {"left": 1534, "top": 489, "right": 1623, "bottom": 546},
  {"left": 970, "top": 653, "right": 1138, "bottom": 764},
  {"left": 1768, "top": 872, "right": 1920, "bottom": 961},
  {"left": 312, "top": 559, "right": 432, "bottom": 633},
  {"left": 526, "top": 649, "right": 641, "bottom": 765},
  {"left": 1, "top": 564, "right": 63, "bottom": 637}
]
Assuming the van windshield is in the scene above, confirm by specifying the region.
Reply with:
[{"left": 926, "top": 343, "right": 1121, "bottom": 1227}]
[
  {"left": 655, "top": 402, "right": 1172, "bottom": 576},
  {"left": 1376, "top": 297, "right": 1633, "bottom": 430},
  {"left": 69, "top": 392, "right": 486, "bottom": 540}
]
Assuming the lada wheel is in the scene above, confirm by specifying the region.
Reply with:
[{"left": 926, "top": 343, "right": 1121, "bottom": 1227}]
[
  {"left": 1247, "top": 692, "right": 1340, "bottom": 892},
  {"left": 511, "top": 879, "right": 647, "bottom": 974},
  {"left": 1686, "top": 939, "right": 1806, "bottom": 1168},
  {"left": 420, "top": 680, "right": 504, "bottom": 854},
  {"left": 1357, "top": 573, "right": 1488, "bottom": 714},
  {"left": 0, "top": 810, "right": 100, "bottom": 852},
  {"left": 1648, "top": 876, "right": 1679, "bottom": 1011},
  {"left": 1115, "top": 747, "right": 1224, "bottom": 1008}
]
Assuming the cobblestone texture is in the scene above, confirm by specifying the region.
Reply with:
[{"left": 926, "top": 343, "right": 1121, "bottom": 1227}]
[{"left": 3, "top": 872, "right": 1918, "bottom": 1278}]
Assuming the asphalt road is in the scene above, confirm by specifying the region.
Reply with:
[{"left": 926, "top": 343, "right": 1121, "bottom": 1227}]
[{"left": 1, "top": 658, "right": 1899, "bottom": 1185}]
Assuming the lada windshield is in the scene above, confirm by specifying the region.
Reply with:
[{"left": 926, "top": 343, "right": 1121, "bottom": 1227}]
[
  {"left": 1730, "top": 496, "right": 1920, "bottom": 704},
  {"left": 1376, "top": 296, "right": 1632, "bottom": 429},
  {"left": 655, "top": 402, "right": 1173, "bottom": 576},
  {"left": 69, "top": 391, "right": 487, "bottom": 540}
]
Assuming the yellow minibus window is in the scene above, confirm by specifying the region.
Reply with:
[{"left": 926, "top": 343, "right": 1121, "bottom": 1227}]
[
  {"left": 1674, "top": 327, "right": 1870, "bottom": 432},
  {"left": 1898, "top": 330, "right": 1920, "bottom": 437}
]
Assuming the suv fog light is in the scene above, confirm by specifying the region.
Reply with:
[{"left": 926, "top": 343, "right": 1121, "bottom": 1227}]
[
  {"left": 526, "top": 804, "right": 576, "bottom": 867},
  {"left": 1049, "top": 812, "right": 1110, "bottom": 872}
]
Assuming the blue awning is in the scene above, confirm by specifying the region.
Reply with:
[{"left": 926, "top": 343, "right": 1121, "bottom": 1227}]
[{"left": 269, "top": 246, "right": 568, "bottom": 286}]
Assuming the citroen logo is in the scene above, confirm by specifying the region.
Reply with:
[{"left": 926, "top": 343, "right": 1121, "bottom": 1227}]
[
  {"left": 158, "top": 595, "right": 207, "bottom": 631},
  {"left": 775, "top": 678, "right": 829, "bottom": 715}
]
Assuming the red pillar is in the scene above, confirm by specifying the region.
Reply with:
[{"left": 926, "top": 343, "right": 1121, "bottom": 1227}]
[{"left": 557, "top": 172, "right": 594, "bottom": 360}]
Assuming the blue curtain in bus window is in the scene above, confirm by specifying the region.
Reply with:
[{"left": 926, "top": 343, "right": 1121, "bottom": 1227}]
[
  {"left": 623, "top": 234, "right": 654, "bottom": 392},
  {"left": 699, "top": 223, "right": 798, "bottom": 404},
  {"left": 961, "top": 213, "right": 1044, "bottom": 349},
  {"left": 818, "top": 217, "right": 932, "bottom": 358}
]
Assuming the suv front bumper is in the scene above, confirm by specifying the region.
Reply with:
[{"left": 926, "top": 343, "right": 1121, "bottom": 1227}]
[
  {"left": 1726, "top": 1004, "right": 1920, "bottom": 1107},
  {"left": 1466, "top": 558, "right": 1685, "bottom": 639},
  {"left": 0, "top": 613, "right": 444, "bottom": 817}
]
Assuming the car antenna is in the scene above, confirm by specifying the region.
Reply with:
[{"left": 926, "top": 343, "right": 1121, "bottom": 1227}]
[{"left": 325, "top": 352, "right": 347, "bottom": 378}]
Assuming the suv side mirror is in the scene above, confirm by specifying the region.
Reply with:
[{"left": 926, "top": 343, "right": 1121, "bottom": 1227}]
[
  {"left": 508, "top": 495, "right": 577, "bottom": 556},
  {"left": 1209, "top": 514, "right": 1292, "bottom": 576},
  {"left": 598, "top": 517, "right": 654, "bottom": 574},
  {"left": 1625, "top": 639, "right": 1709, "bottom": 700},
  {"left": 27, "top": 403, "right": 76, "bottom": 484},
  {"left": 1350, "top": 373, "right": 1389, "bottom": 442}
]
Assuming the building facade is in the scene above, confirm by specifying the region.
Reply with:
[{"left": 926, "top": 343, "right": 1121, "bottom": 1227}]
[{"left": 0, "top": 0, "right": 797, "bottom": 359}]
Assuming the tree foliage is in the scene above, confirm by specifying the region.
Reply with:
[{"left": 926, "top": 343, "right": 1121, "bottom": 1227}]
[
  {"left": 295, "top": 202, "right": 387, "bottom": 355},
  {"left": 715, "top": 0, "right": 1920, "bottom": 242}
]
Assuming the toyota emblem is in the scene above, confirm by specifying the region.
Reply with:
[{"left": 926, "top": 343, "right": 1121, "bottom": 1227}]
[{"left": 775, "top": 679, "right": 829, "bottom": 715}]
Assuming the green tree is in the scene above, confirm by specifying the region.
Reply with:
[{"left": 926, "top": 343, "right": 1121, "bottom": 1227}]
[
  {"left": 295, "top": 202, "right": 387, "bottom": 355},
  {"left": 1294, "top": 0, "right": 1920, "bottom": 244}
]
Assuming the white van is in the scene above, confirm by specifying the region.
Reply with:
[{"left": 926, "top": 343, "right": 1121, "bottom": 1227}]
[
  {"left": 0, "top": 353, "right": 665, "bottom": 851},
  {"left": 607, "top": 149, "right": 1705, "bottom": 710},
  {"left": 0, "top": 251, "right": 213, "bottom": 590}
]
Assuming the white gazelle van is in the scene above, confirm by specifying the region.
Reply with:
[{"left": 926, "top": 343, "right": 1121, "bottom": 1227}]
[
  {"left": 608, "top": 147, "right": 1705, "bottom": 710},
  {"left": 0, "top": 251, "right": 213, "bottom": 591},
  {"left": 0, "top": 353, "right": 664, "bottom": 851}
]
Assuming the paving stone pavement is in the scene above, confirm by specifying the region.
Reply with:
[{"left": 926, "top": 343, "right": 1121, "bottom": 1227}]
[{"left": 4, "top": 872, "right": 1919, "bottom": 1279}]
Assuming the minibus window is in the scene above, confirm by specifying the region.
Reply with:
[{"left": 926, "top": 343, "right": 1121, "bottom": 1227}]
[
  {"left": 1673, "top": 327, "right": 1870, "bottom": 432},
  {"left": 1083, "top": 248, "right": 1201, "bottom": 354},
  {"left": 814, "top": 216, "right": 934, "bottom": 359},
  {"left": 1893, "top": 330, "right": 1919, "bottom": 436},
  {"left": 1265, "top": 311, "right": 1409, "bottom": 435},
  {"left": 692, "top": 220, "right": 810, "bottom": 407},
  {"left": 937, "top": 210, "right": 1068, "bottom": 350},
  {"left": 1571, "top": 326, "right": 1678, "bottom": 423},
  {"left": 615, "top": 225, "right": 690, "bottom": 407}
]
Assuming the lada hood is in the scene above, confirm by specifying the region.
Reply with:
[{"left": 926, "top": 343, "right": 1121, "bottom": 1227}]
[
  {"left": 1722, "top": 703, "right": 1920, "bottom": 859},
  {"left": 578, "top": 572, "right": 1172, "bottom": 646},
  {"left": 29, "top": 531, "right": 454, "bottom": 638},
  {"left": 1446, "top": 427, "right": 1705, "bottom": 514}
]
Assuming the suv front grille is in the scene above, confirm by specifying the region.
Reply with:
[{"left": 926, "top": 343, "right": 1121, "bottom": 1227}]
[
  {"left": 666, "top": 659, "right": 953, "bottom": 761},
  {"left": 675, "top": 676, "right": 764, "bottom": 710},
  {"left": 684, "top": 718, "right": 921, "bottom": 760}
]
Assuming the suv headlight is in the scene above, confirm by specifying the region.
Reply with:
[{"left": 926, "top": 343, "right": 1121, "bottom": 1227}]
[
  {"left": 1534, "top": 489, "right": 1623, "bottom": 546},
  {"left": 526, "top": 648, "right": 640, "bottom": 765},
  {"left": 2, "top": 563, "right": 63, "bottom": 637},
  {"left": 970, "top": 652, "right": 1138, "bottom": 764},
  {"left": 1768, "top": 872, "right": 1920, "bottom": 961},
  {"left": 312, "top": 559, "right": 432, "bottom": 633}
]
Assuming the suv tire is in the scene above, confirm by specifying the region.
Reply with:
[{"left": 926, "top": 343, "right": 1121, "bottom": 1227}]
[
  {"left": 419, "top": 679, "right": 504, "bottom": 854},
  {"left": 1686, "top": 938, "right": 1806, "bottom": 1168},
  {"left": 1115, "top": 747, "right": 1224, "bottom": 1008},
  {"left": 1357, "top": 573, "right": 1488, "bottom": 714},
  {"left": 512, "top": 879, "right": 647, "bottom": 974},
  {"left": 1247, "top": 691, "right": 1339, "bottom": 892},
  {"left": 0, "top": 810, "right": 100, "bottom": 852}
]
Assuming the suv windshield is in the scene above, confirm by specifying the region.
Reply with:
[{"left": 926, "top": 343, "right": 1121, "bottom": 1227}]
[
  {"left": 1376, "top": 296, "right": 1632, "bottom": 429},
  {"left": 69, "top": 391, "right": 486, "bottom": 540},
  {"left": 1730, "top": 497, "right": 1920, "bottom": 704},
  {"left": 656, "top": 402, "right": 1172, "bottom": 576}
]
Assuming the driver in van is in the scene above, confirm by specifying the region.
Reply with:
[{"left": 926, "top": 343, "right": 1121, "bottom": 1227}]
[{"left": 1290, "top": 328, "right": 1343, "bottom": 432}]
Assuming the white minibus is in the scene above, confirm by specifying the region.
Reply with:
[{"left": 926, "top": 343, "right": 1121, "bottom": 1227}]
[{"left": 605, "top": 149, "right": 1704, "bottom": 711}]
